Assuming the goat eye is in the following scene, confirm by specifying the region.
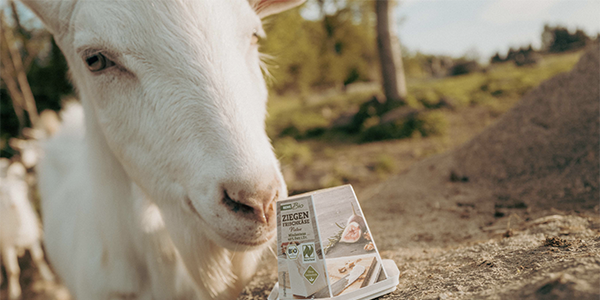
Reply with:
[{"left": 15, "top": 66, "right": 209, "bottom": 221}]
[
  {"left": 85, "top": 53, "right": 114, "bottom": 72},
  {"left": 251, "top": 30, "right": 260, "bottom": 45}
]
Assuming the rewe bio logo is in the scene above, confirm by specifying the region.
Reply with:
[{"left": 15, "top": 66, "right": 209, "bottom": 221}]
[
  {"left": 281, "top": 202, "right": 304, "bottom": 211},
  {"left": 301, "top": 242, "right": 316, "bottom": 263}
]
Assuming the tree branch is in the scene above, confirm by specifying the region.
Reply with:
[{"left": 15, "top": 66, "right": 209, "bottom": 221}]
[{"left": 1, "top": 13, "right": 39, "bottom": 127}]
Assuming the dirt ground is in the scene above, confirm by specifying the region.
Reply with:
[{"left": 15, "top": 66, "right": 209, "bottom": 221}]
[
  {"left": 2, "top": 47, "right": 598, "bottom": 300},
  {"left": 238, "top": 45, "right": 600, "bottom": 299},
  {"left": 240, "top": 214, "right": 600, "bottom": 300}
]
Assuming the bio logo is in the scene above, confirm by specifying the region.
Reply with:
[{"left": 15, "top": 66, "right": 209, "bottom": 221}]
[{"left": 286, "top": 244, "right": 299, "bottom": 259}]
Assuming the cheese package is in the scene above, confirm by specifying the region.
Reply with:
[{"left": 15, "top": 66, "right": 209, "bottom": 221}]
[{"left": 275, "top": 185, "right": 396, "bottom": 300}]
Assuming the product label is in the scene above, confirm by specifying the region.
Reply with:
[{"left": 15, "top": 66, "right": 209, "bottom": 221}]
[
  {"left": 277, "top": 185, "right": 389, "bottom": 299},
  {"left": 277, "top": 197, "right": 316, "bottom": 244},
  {"left": 277, "top": 195, "right": 329, "bottom": 298}
]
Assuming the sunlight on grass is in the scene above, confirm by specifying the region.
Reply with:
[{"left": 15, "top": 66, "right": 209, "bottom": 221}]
[
  {"left": 267, "top": 51, "right": 582, "bottom": 142},
  {"left": 267, "top": 51, "right": 583, "bottom": 192}
]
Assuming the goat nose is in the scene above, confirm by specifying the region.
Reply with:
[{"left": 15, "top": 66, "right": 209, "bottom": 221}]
[{"left": 221, "top": 179, "right": 281, "bottom": 224}]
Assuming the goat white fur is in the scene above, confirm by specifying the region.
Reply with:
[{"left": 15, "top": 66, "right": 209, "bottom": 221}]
[
  {"left": 20, "top": 0, "right": 304, "bottom": 299},
  {"left": 1, "top": 161, "right": 55, "bottom": 299}
]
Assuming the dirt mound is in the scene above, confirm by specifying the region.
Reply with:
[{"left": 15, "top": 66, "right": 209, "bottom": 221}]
[
  {"left": 360, "top": 45, "right": 599, "bottom": 250},
  {"left": 354, "top": 45, "right": 600, "bottom": 299},
  {"left": 453, "top": 45, "right": 599, "bottom": 212},
  {"left": 239, "top": 46, "right": 599, "bottom": 299}
]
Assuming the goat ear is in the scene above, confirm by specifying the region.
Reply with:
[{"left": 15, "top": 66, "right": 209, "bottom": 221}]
[
  {"left": 19, "top": 0, "right": 75, "bottom": 35},
  {"left": 250, "top": 0, "right": 306, "bottom": 18}
]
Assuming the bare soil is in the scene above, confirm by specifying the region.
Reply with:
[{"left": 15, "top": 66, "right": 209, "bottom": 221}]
[{"left": 239, "top": 45, "right": 600, "bottom": 299}]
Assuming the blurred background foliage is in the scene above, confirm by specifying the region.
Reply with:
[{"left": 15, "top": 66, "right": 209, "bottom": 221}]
[
  {"left": 260, "top": 0, "right": 378, "bottom": 94},
  {"left": 0, "top": 0, "right": 597, "bottom": 193},
  {"left": 1, "top": 0, "right": 70, "bottom": 157}
]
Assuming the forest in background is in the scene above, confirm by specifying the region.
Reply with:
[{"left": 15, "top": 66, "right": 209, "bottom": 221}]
[{"left": 0, "top": 0, "right": 597, "bottom": 159}]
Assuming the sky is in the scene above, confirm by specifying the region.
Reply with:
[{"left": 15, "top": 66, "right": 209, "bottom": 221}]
[
  {"left": 395, "top": 0, "right": 600, "bottom": 59},
  {"left": 5, "top": 0, "right": 599, "bottom": 61}
]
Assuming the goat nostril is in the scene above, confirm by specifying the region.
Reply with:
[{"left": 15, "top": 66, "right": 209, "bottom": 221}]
[
  {"left": 222, "top": 190, "right": 254, "bottom": 214},
  {"left": 265, "top": 190, "right": 278, "bottom": 212}
]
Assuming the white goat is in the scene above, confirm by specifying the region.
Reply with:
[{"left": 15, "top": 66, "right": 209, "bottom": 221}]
[
  {"left": 1, "top": 161, "right": 55, "bottom": 300},
  {"left": 19, "top": 0, "right": 304, "bottom": 299},
  {"left": 9, "top": 137, "right": 41, "bottom": 170}
]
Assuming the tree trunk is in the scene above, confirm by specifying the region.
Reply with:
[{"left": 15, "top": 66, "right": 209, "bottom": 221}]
[
  {"left": 0, "top": 58, "right": 26, "bottom": 132},
  {"left": 376, "top": 0, "right": 407, "bottom": 103},
  {"left": 1, "top": 14, "right": 39, "bottom": 127},
  {"left": 0, "top": 21, "right": 25, "bottom": 132}
]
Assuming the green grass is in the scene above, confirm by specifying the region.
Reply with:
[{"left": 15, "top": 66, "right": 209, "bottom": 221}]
[
  {"left": 266, "top": 90, "right": 380, "bottom": 139},
  {"left": 273, "top": 137, "right": 313, "bottom": 166},
  {"left": 374, "top": 154, "right": 397, "bottom": 176},
  {"left": 267, "top": 51, "right": 582, "bottom": 143},
  {"left": 270, "top": 50, "right": 585, "bottom": 193},
  {"left": 407, "top": 51, "right": 583, "bottom": 108},
  {"left": 266, "top": 51, "right": 583, "bottom": 172}
]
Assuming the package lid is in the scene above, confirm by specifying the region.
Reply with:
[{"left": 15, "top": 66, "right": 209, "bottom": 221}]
[{"left": 268, "top": 259, "right": 399, "bottom": 300}]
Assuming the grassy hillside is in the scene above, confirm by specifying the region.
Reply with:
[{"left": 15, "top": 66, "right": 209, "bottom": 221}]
[{"left": 267, "top": 50, "right": 584, "bottom": 194}]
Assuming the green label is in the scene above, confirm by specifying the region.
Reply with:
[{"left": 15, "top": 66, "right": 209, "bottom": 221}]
[
  {"left": 303, "top": 244, "right": 314, "bottom": 258},
  {"left": 301, "top": 243, "right": 316, "bottom": 263},
  {"left": 281, "top": 202, "right": 304, "bottom": 211},
  {"left": 303, "top": 266, "right": 319, "bottom": 284}
]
